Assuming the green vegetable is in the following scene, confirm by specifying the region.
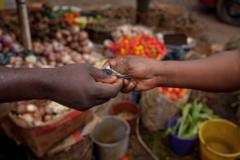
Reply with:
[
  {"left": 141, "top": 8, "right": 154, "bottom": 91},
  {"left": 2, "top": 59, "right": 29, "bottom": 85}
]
[
  {"left": 178, "top": 104, "right": 191, "bottom": 137},
  {"left": 95, "top": 15, "right": 103, "bottom": 22},
  {"left": 167, "top": 101, "right": 217, "bottom": 139}
]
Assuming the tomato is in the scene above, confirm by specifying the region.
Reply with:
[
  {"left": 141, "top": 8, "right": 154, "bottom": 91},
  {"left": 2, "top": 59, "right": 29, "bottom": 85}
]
[
  {"left": 110, "top": 35, "right": 166, "bottom": 59},
  {"left": 158, "top": 87, "right": 187, "bottom": 101}
]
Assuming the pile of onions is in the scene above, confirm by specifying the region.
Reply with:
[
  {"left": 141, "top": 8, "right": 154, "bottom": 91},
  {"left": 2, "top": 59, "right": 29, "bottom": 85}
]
[
  {"left": 55, "top": 26, "right": 93, "bottom": 54},
  {"left": 5, "top": 41, "right": 99, "bottom": 68},
  {"left": 12, "top": 101, "right": 71, "bottom": 127},
  {"left": 0, "top": 29, "right": 24, "bottom": 54},
  {"left": 0, "top": 26, "right": 99, "bottom": 68}
]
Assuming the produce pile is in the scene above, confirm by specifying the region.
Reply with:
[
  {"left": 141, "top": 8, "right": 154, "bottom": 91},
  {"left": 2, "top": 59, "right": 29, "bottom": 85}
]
[
  {"left": 109, "top": 35, "right": 166, "bottom": 59},
  {"left": 0, "top": 27, "right": 100, "bottom": 68},
  {"left": 55, "top": 27, "right": 93, "bottom": 54},
  {"left": 101, "top": 25, "right": 166, "bottom": 59},
  {"left": 167, "top": 101, "right": 217, "bottom": 139},
  {"left": 0, "top": 4, "right": 103, "bottom": 68},
  {"left": 29, "top": 4, "right": 103, "bottom": 41},
  {"left": 158, "top": 87, "right": 188, "bottom": 101},
  {"left": 63, "top": 10, "right": 103, "bottom": 28},
  {"left": 111, "top": 24, "right": 153, "bottom": 41},
  {"left": 12, "top": 100, "right": 71, "bottom": 127}
]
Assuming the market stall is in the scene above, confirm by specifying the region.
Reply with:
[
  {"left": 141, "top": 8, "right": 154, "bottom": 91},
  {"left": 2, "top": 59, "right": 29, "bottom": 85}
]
[{"left": 0, "top": 0, "right": 239, "bottom": 160}]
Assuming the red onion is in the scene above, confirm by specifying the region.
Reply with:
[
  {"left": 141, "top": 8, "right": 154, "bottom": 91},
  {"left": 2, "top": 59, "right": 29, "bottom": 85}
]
[
  {"left": 79, "top": 31, "right": 88, "bottom": 42},
  {"left": 1, "top": 34, "right": 14, "bottom": 46}
]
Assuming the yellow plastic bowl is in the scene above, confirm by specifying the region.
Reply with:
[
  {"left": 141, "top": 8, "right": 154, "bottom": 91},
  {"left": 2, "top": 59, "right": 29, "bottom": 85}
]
[{"left": 199, "top": 119, "right": 240, "bottom": 160}]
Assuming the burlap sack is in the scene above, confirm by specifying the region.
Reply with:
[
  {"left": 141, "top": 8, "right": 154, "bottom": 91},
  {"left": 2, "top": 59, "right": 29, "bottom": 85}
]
[{"left": 140, "top": 89, "right": 189, "bottom": 131}]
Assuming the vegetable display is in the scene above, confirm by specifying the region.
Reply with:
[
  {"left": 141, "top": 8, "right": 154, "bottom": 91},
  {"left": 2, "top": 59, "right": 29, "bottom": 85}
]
[
  {"left": 167, "top": 101, "right": 217, "bottom": 139},
  {"left": 12, "top": 100, "right": 71, "bottom": 127},
  {"left": 64, "top": 12, "right": 103, "bottom": 27},
  {"left": 158, "top": 87, "right": 188, "bottom": 101},
  {"left": 0, "top": 26, "right": 100, "bottom": 68},
  {"left": 110, "top": 35, "right": 166, "bottom": 59},
  {"left": 111, "top": 24, "right": 153, "bottom": 41}
]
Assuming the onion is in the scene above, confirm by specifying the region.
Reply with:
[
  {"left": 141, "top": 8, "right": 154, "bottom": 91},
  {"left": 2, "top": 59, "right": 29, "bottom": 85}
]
[
  {"left": 2, "top": 34, "right": 14, "bottom": 46},
  {"left": 72, "top": 34, "right": 79, "bottom": 42},
  {"left": 9, "top": 56, "right": 17, "bottom": 64},
  {"left": 66, "top": 36, "right": 72, "bottom": 43},
  {"left": 82, "top": 46, "right": 92, "bottom": 54},
  {"left": 11, "top": 43, "right": 24, "bottom": 53},
  {"left": 61, "top": 30, "right": 71, "bottom": 37},
  {"left": 61, "top": 55, "right": 72, "bottom": 64},
  {"left": 16, "top": 104, "right": 27, "bottom": 114},
  {"left": 104, "top": 39, "right": 113, "bottom": 48},
  {"left": 32, "top": 42, "right": 44, "bottom": 54},
  {"left": 40, "top": 57, "right": 48, "bottom": 65},
  {"left": 48, "top": 53, "right": 56, "bottom": 61},
  {"left": 27, "top": 64, "right": 34, "bottom": 68},
  {"left": 73, "top": 55, "right": 83, "bottom": 63},
  {"left": 26, "top": 104, "right": 37, "bottom": 112},
  {"left": 44, "top": 115, "right": 53, "bottom": 122},
  {"left": 70, "top": 42, "right": 79, "bottom": 50},
  {"left": 83, "top": 54, "right": 90, "bottom": 60},
  {"left": 19, "top": 113, "right": 34, "bottom": 125},
  {"left": 32, "top": 110, "right": 42, "bottom": 120},
  {"left": 5, "top": 64, "right": 13, "bottom": 68},
  {"left": 79, "top": 31, "right": 88, "bottom": 42},
  {"left": 25, "top": 55, "right": 37, "bottom": 64},
  {"left": 53, "top": 41, "right": 64, "bottom": 53},
  {"left": 33, "top": 120, "right": 43, "bottom": 126},
  {"left": 55, "top": 32, "right": 63, "bottom": 40},
  {"left": 71, "top": 26, "right": 80, "bottom": 34},
  {"left": 80, "top": 39, "right": 89, "bottom": 47}
]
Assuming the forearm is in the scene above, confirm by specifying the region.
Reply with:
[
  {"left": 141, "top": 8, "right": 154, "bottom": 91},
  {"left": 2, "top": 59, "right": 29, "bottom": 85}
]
[
  {"left": 0, "top": 67, "right": 54, "bottom": 103},
  {"left": 156, "top": 51, "right": 240, "bottom": 91}
]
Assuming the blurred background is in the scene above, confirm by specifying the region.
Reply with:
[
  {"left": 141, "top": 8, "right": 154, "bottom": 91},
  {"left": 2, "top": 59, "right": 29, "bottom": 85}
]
[{"left": 0, "top": 0, "right": 239, "bottom": 160}]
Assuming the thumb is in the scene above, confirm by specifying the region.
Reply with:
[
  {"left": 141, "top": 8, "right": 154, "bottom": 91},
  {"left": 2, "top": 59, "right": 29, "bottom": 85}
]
[
  {"left": 90, "top": 66, "right": 117, "bottom": 83},
  {"left": 109, "top": 57, "right": 129, "bottom": 74}
]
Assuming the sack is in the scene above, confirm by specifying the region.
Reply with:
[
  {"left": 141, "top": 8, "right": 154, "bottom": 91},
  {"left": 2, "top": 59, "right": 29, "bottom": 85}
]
[{"left": 140, "top": 89, "right": 189, "bottom": 131}]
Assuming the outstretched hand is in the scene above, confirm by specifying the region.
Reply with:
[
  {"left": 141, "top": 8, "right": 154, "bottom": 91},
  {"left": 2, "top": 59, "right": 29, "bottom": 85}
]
[
  {"left": 49, "top": 64, "right": 123, "bottom": 110},
  {"left": 108, "top": 56, "right": 161, "bottom": 92}
]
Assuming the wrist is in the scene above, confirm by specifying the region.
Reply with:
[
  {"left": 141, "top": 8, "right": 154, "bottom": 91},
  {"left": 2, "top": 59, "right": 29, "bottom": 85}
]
[
  {"left": 153, "top": 61, "right": 169, "bottom": 87},
  {"left": 29, "top": 68, "right": 56, "bottom": 100}
]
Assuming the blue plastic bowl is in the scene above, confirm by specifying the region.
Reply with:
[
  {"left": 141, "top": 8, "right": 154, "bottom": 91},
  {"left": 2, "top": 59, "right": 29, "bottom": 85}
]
[{"left": 168, "top": 117, "right": 198, "bottom": 157}]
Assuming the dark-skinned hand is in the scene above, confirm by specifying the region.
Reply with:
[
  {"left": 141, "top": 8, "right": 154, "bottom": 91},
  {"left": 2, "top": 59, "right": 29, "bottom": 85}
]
[
  {"left": 49, "top": 64, "right": 123, "bottom": 110},
  {"left": 108, "top": 56, "right": 160, "bottom": 93}
]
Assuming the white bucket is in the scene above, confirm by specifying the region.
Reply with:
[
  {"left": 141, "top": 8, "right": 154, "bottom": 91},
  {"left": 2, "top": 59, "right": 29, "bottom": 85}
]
[{"left": 90, "top": 116, "right": 130, "bottom": 160}]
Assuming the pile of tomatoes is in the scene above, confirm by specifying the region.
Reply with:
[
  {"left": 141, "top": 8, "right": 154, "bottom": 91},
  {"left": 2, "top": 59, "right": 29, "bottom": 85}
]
[
  {"left": 64, "top": 12, "right": 81, "bottom": 26},
  {"left": 158, "top": 87, "right": 188, "bottom": 101},
  {"left": 110, "top": 35, "right": 166, "bottom": 59}
]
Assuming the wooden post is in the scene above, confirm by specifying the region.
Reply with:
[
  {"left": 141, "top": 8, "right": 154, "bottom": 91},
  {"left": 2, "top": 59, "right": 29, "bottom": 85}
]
[
  {"left": 16, "top": 0, "right": 32, "bottom": 51},
  {"left": 136, "top": 0, "right": 151, "bottom": 24}
]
